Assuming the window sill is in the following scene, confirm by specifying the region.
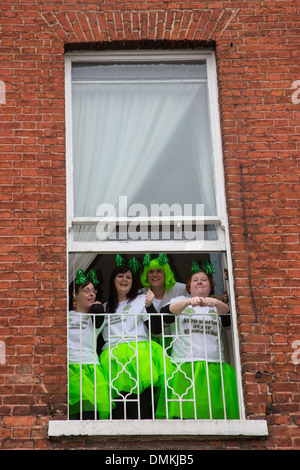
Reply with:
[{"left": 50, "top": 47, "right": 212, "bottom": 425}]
[{"left": 48, "top": 419, "right": 268, "bottom": 439}]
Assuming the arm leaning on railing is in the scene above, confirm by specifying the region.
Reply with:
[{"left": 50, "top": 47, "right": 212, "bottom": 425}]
[{"left": 164, "top": 296, "right": 230, "bottom": 315}]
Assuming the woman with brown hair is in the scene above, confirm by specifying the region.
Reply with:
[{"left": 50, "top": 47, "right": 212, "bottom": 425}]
[
  {"left": 68, "top": 269, "right": 111, "bottom": 420},
  {"left": 156, "top": 261, "right": 239, "bottom": 420}
]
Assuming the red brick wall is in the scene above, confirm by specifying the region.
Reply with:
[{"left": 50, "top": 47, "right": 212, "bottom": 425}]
[{"left": 0, "top": 0, "right": 299, "bottom": 450}]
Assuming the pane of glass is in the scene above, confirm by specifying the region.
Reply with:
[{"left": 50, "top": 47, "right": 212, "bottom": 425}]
[
  {"left": 73, "top": 222, "right": 218, "bottom": 242},
  {"left": 72, "top": 61, "right": 207, "bottom": 81},
  {"left": 71, "top": 60, "right": 217, "bottom": 226}
]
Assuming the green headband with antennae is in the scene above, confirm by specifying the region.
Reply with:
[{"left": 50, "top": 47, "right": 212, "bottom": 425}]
[
  {"left": 143, "top": 253, "right": 151, "bottom": 267},
  {"left": 115, "top": 254, "right": 141, "bottom": 273},
  {"left": 128, "top": 257, "right": 141, "bottom": 273},
  {"left": 140, "top": 253, "right": 176, "bottom": 290},
  {"left": 143, "top": 253, "right": 169, "bottom": 267},
  {"left": 75, "top": 268, "right": 99, "bottom": 286},
  {"left": 191, "top": 259, "right": 215, "bottom": 275}
]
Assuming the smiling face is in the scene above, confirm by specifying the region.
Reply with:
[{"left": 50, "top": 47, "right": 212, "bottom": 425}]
[
  {"left": 189, "top": 272, "right": 211, "bottom": 298},
  {"left": 75, "top": 282, "right": 97, "bottom": 313},
  {"left": 114, "top": 270, "right": 133, "bottom": 300},
  {"left": 147, "top": 268, "right": 165, "bottom": 289}
]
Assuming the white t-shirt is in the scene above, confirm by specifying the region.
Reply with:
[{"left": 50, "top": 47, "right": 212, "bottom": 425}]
[
  {"left": 102, "top": 294, "right": 149, "bottom": 350},
  {"left": 68, "top": 311, "right": 103, "bottom": 364},
  {"left": 167, "top": 296, "right": 225, "bottom": 364},
  {"left": 142, "top": 282, "right": 187, "bottom": 312},
  {"left": 142, "top": 282, "right": 187, "bottom": 338}
]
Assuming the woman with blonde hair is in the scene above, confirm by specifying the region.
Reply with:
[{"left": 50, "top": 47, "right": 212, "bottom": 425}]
[{"left": 140, "top": 254, "right": 186, "bottom": 349}]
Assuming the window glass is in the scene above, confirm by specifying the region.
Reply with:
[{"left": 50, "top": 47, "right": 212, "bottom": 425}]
[{"left": 71, "top": 61, "right": 217, "bottom": 223}]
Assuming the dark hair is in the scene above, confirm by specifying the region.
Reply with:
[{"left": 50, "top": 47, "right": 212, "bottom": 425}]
[
  {"left": 186, "top": 271, "right": 215, "bottom": 295},
  {"left": 105, "top": 265, "right": 139, "bottom": 313}
]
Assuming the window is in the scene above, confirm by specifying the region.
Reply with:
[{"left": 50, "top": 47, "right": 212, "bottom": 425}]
[{"left": 48, "top": 50, "right": 268, "bottom": 438}]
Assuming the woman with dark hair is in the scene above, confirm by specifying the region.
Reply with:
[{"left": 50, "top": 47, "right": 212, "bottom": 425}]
[
  {"left": 106, "top": 265, "right": 140, "bottom": 314},
  {"left": 100, "top": 261, "right": 174, "bottom": 419},
  {"left": 68, "top": 269, "right": 111, "bottom": 420},
  {"left": 156, "top": 261, "right": 239, "bottom": 420}
]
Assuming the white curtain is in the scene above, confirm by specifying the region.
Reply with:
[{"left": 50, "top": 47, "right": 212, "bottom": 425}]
[{"left": 69, "top": 63, "right": 217, "bottom": 278}]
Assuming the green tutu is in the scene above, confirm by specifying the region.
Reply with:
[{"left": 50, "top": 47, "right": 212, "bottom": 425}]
[
  {"left": 152, "top": 335, "right": 172, "bottom": 353},
  {"left": 156, "top": 360, "right": 240, "bottom": 419},
  {"left": 100, "top": 340, "right": 175, "bottom": 397},
  {"left": 68, "top": 364, "right": 111, "bottom": 418}
]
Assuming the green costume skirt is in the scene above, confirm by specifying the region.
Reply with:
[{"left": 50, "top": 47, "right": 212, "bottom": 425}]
[
  {"left": 156, "top": 360, "right": 240, "bottom": 419},
  {"left": 100, "top": 340, "right": 175, "bottom": 397},
  {"left": 68, "top": 363, "right": 111, "bottom": 418},
  {"left": 152, "top": 335, "right": 172, "bottom": 353}
]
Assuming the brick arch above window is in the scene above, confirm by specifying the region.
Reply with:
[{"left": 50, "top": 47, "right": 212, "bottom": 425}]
[{"left": 41, "top": 8, "right": 239, "bottom": 46}]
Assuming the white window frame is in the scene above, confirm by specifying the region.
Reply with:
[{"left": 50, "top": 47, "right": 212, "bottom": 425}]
[
  {"left": 48, "top": 50, "right": 267, "bottom": 438},
  {"left": 66, "top": 49, "right": 227, "bottom": 254}
]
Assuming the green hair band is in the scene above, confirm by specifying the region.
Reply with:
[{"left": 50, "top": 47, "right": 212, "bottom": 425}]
[
  {"left": 115, "top": 254, "right": 141, "bottom": 273},
  {"left": 191, "top": 261, "right": 201, "bottom": 274},
  {"left": 157, "top": 253, "right": 169, "bottom": 266},
  {"left": 128, "top": 257, "right": 141, "bottom": 273},
  {"left": 140, "top": 254, "right": 176, "bottom": 290},
  {"left": 143, "top": 253, "right": 151, "bottom": 267},
  {"left": 75, "top": 268, "right": 99, "bottom": 286},
  {"left": 115, "top": 254, "right": 125, "bottom": 267},
  {"left": 143, "top": 253, "right": 169, "bottom": 267},
  {"left": 191, "top": 259, "right": 215, "bottom": 275}
]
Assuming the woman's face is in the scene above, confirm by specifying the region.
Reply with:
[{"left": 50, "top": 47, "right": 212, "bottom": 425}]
[
  {"left": 147, "top": 268, "right": 165, "bottom": 289},
  {"left": 189, "top": 272, "right": 211, "bottom": 298},
  {"left": 75, "top": 282, "right": 97, "bottom": 313},
  {"left": 114, "top": 270, "right": 132, "bottom": 299}
]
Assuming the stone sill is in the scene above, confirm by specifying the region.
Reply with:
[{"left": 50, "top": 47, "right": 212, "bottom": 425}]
[{"left": 48, "top": 419, "right": 268, "bottom": 439}]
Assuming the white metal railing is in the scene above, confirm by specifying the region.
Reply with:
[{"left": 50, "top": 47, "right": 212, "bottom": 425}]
[{"left": 67, "top": 311, "right": 240, "bottom": 421}]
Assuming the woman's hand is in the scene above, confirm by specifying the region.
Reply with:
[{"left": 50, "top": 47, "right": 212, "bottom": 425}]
[
  {"left": 170, "top": 296, "right": 229, "bottom": 315},
  {"left": 189, "top": 296, "right": 203, "bottom": 307},
  {"left": 193, "top": 296, "right": 229, "bottom": 314},
  {"left": 145, "top": 289, "right": 155, "bottom": 307}
]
